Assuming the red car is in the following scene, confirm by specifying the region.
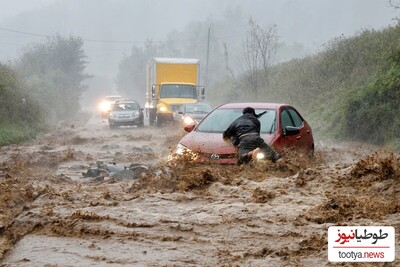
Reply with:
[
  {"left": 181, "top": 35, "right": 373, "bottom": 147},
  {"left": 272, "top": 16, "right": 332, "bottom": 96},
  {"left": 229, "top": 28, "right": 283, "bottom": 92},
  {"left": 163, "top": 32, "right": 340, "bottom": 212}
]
[{"left": 175, "top": 103, "right": 314, "bottom": 164}]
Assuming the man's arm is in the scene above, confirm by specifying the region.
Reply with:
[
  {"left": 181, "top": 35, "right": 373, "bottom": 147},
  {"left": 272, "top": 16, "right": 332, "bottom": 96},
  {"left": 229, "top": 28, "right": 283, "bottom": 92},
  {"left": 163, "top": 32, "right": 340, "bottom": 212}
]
[{"left": 223, "top": 121, "right": 236, "bottom": 140}]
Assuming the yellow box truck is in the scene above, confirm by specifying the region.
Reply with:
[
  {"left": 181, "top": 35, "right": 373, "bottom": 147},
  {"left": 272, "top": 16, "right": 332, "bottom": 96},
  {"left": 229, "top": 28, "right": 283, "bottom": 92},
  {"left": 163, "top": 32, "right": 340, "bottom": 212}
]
[{"left": 145, "top": 57, "right": 205, "bottom": 126}]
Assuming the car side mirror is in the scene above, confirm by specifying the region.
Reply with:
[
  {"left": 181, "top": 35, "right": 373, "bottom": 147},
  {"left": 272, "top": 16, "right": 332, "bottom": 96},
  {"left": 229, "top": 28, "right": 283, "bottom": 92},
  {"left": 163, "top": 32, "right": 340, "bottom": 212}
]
[
  {"left": 184, "top": 124, "right": 196, "bottom": 133},
  {"left": 200, "top": 87, "right": 205, "bottom": 100},
  {"left": 151, "top": 85, "right": 156, "bottom": 98},
  {"left": 284, "top": 126, "right": 300, "bottom": 136}
]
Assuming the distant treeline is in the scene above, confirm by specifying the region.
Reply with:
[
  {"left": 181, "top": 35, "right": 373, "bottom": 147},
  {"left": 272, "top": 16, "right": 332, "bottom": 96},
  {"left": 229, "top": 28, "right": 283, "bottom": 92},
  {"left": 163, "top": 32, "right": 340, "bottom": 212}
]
[
  {"left": 0, "top": 35, "right": 89, "bottom": 146},
  {"left": 208, "top": 23, "right": 400, "bottom": 150}
]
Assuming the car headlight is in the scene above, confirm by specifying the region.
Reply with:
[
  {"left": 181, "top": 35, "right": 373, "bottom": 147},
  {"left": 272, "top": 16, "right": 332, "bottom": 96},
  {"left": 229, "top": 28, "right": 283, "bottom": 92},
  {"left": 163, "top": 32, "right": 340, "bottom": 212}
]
[
  {"left": 256, "top": 152, "right": 265, "bottom": 160},
  {"left": 175, "top": 143, "right": 186, "bottom": 155},
  {"left": 99, "top": 102, "right": 110, "bottom": 112},
  {"left": 183, "top": 116, "right": 195, "bottom": 125},
  {"left": 173, "top": 143, "right": 198, "bottom": 161}
]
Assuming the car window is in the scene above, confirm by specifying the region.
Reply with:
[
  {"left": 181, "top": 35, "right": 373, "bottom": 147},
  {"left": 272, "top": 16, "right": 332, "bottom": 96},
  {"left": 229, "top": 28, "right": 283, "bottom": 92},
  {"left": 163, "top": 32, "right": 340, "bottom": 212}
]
[
  {"left": 259, "top": 110, "right": 277, "bottom": 133},
  {"left": 160, "top": 85, "right": 197, "bottom": 99},
  {"left": 112, "top": 102, "right": 139, "bottom": 110},
  {"left": 288, "top": 108, "right": 303, "bottom": 127},
  {"left": 197, "top": 108, "right": 276, "bottom": 133},
  {"left": 106, "top": 96, "right": 122, "bottom": 102},
  {"left": 281, "top": 109, "right": 294, "bottom": 131},
  {"left": 185, "top": 104, "right": 212, "bottom": 114},
  {"left": 185, "top": 105, "right": 196, "bottom": 113}
]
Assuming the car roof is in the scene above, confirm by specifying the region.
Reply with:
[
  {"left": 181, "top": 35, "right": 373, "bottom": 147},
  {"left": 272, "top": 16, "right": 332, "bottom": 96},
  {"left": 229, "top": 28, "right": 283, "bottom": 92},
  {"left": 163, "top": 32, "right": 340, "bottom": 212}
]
[
  {"left": 182, "top": 102, "right": 211, "bottom": 106},
  {"left": 115, "top": 100, "right": 139, "bottom": 103},
  {"left": 217, "top": 102, "right": 287, "bottom": 109}
]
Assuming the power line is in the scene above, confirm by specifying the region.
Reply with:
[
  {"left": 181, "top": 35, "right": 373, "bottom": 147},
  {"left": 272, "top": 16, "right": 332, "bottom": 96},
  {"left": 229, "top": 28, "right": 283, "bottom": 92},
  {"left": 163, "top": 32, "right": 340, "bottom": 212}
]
[
  {"left": 0, "top": 26, "right": 198, "bottom": 45},
  {"left": 0, "top": 27, "right": 48, "bottom": 38},
  {"left": 0, "top": 27, "right": 157, "bottom": 44}
]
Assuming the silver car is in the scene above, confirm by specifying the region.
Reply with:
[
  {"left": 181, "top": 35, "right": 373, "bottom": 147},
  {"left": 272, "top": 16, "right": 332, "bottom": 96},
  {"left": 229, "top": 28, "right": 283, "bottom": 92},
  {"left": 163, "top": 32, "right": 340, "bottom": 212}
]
[
  {"left": 173, "top": 103, "right": 212, "bottom": 126},
  {"left": 108, "top": 100, "right": 144, "bottom": 128}
]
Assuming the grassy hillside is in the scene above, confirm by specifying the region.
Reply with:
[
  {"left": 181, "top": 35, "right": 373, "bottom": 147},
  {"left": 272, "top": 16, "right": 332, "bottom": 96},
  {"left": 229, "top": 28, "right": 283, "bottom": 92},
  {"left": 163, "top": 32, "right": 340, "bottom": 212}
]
[{"left": 209, "top": 23, "right": 400, "bottom": 150}]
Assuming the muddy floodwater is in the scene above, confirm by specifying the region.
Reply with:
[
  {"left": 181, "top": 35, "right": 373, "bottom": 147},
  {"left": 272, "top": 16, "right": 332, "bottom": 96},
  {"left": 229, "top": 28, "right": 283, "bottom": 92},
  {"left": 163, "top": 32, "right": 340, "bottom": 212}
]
[{"left": 0, "top": 113, "right": 399, "bottom": 266}]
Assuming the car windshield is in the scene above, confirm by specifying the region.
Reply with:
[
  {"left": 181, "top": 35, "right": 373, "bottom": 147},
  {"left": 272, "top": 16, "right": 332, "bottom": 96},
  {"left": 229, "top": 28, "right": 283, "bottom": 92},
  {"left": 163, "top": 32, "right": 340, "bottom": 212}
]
[
  {"left": 112, "top": 102, "right": 139, "bottom": 111},
  {"left": 105, "top": 96, "right": 122, "bottom": 102},
  {"left": 184, "top": 104, "right": 212, "bottom": 114},
  {"left": 160, "top": 84, "right": 197, "bottom": 99},
  {"left": 196, "top": 108, "right": 277, "bottom": 133}
]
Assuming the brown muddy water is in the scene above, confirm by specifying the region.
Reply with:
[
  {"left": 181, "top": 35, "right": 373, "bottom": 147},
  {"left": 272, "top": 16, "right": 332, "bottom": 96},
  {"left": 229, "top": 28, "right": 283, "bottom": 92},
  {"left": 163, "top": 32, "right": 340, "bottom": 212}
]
[{"left": 0, "top": 113, "right": 399, "bottom": 266}]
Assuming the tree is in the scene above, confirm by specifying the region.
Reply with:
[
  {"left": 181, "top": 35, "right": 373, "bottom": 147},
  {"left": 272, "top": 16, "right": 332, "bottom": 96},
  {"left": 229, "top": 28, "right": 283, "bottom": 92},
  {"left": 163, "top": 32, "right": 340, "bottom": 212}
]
[
  {"left": 242, "top": 17, "right": 278, "bottom": 94},
  {"left": 116, "top": 40, "right": 159, "bottom": 105},
  {"left": 16, "top": 35, "right": 89, "bottom": 121},
  {"left": 389, "top": 0, "right": 400, "bottom": 9}
]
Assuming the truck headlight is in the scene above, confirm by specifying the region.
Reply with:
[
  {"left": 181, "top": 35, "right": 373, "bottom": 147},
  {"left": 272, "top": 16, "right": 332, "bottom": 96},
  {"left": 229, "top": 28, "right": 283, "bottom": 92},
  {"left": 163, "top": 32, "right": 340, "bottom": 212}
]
[{"left": 159, "top": 106, "right": 167, "bottom": 112}]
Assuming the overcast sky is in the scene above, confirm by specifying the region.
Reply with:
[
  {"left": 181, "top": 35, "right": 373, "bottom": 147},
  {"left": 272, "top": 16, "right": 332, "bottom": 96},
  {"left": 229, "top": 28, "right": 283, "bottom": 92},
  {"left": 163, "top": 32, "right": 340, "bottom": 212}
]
[
  {"left": 0, "top": 0, "right": 397, "bottom": 77},
  {"left": 0, "top": 0, "right": 55, "bottom": 19}
]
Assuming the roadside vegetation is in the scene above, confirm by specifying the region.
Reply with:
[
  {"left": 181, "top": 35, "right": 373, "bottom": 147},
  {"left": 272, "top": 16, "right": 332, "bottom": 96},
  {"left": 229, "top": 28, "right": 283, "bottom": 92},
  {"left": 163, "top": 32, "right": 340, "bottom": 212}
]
[
  {"left": 0, "top": 35, "right": 89, "bottom": 146},
  {"left": 209, "top": 23, "right": 400, "bottom": 150}
]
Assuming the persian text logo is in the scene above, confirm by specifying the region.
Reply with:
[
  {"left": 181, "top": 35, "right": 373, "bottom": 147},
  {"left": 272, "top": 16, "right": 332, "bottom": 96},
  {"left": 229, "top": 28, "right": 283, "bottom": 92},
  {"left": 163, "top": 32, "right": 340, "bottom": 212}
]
[{"left": 328, "top": 226, "right": 395, "bottom": 262}]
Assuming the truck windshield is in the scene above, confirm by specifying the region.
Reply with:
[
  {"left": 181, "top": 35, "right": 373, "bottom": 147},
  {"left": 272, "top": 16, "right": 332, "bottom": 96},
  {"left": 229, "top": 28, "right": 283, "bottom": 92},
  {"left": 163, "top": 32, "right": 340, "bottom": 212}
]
[{"left": 160, "top": 84, "right": 197, "bottom": 99}]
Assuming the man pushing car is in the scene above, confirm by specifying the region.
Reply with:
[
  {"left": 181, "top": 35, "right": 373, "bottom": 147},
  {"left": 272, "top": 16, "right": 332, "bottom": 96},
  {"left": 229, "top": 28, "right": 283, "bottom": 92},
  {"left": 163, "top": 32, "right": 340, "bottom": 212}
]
[{"left": 223, "top": 107, "right": 281, "bottom": 164}]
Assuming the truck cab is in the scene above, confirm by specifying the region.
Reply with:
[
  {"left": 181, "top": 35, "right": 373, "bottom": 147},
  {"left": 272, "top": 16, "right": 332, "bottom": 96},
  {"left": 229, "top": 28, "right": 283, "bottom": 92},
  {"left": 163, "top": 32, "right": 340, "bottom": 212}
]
[{"left": 145, "top": 58, "right": 205, "bottom": 126}]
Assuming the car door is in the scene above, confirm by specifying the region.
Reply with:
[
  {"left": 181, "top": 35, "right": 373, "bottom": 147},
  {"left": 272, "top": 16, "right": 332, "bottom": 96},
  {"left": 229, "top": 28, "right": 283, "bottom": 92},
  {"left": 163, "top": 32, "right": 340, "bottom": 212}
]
[{"left": 278, "top": 107, "right": 308, "bottom": 149}]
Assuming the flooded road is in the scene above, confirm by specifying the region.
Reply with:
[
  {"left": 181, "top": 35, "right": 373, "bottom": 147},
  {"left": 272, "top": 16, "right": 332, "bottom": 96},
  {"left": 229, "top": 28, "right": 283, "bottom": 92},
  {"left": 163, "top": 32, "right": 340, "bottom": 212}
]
[{"left": 0, "top": 112, "right": 399, "bottom": 266}]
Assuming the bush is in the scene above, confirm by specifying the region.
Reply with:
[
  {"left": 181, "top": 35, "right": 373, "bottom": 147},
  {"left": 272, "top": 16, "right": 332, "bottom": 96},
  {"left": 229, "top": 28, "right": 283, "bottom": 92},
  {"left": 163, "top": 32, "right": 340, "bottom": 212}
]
[{"left": 0, "top": 123, "right": 43, "bottom": 146}]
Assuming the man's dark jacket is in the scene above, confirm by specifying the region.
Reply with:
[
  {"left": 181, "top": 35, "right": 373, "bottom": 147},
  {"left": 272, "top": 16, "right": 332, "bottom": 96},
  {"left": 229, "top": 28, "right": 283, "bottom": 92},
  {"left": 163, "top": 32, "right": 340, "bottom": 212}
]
[{"left": 223, "top": 113, "right": 260, "bottom": 145}]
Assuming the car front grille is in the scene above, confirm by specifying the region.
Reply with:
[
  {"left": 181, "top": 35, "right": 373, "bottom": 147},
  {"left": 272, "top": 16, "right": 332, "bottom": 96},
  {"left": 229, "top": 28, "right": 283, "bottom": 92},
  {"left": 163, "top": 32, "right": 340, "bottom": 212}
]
[{"left": 118, "top": 114, "right": 131, "bottom": 118}]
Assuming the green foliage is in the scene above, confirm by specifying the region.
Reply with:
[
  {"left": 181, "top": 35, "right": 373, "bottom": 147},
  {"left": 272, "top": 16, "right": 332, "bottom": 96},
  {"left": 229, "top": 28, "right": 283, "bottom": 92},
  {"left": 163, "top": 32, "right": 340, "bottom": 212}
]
[
  {"left": 0, "top": 64, "right": 43, "bottom": 125},
  {"left": 341, "top": 60, "right": 400, "bottom": 145},
  {"left": 0, "top": 35, "right": 88, "bottom": 146},
  {"left": 0, "top": 64, "right": 45, "bottom": 146},
  {"left": 0, "top": 123, "right": 43, "bottom": 146},
  {"left": 209, "top": 23, "right": 400, "bottom": 148},
  {"left": 16, "top": 35, "right": 89, "bottom": 122}
]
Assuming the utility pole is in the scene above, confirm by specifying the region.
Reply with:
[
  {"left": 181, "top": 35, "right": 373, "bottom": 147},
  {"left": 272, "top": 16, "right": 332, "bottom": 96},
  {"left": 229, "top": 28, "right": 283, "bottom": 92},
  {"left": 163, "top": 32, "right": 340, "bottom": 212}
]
[{"left": 205, "top": 27, "right": 210, "bottom": 88}]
